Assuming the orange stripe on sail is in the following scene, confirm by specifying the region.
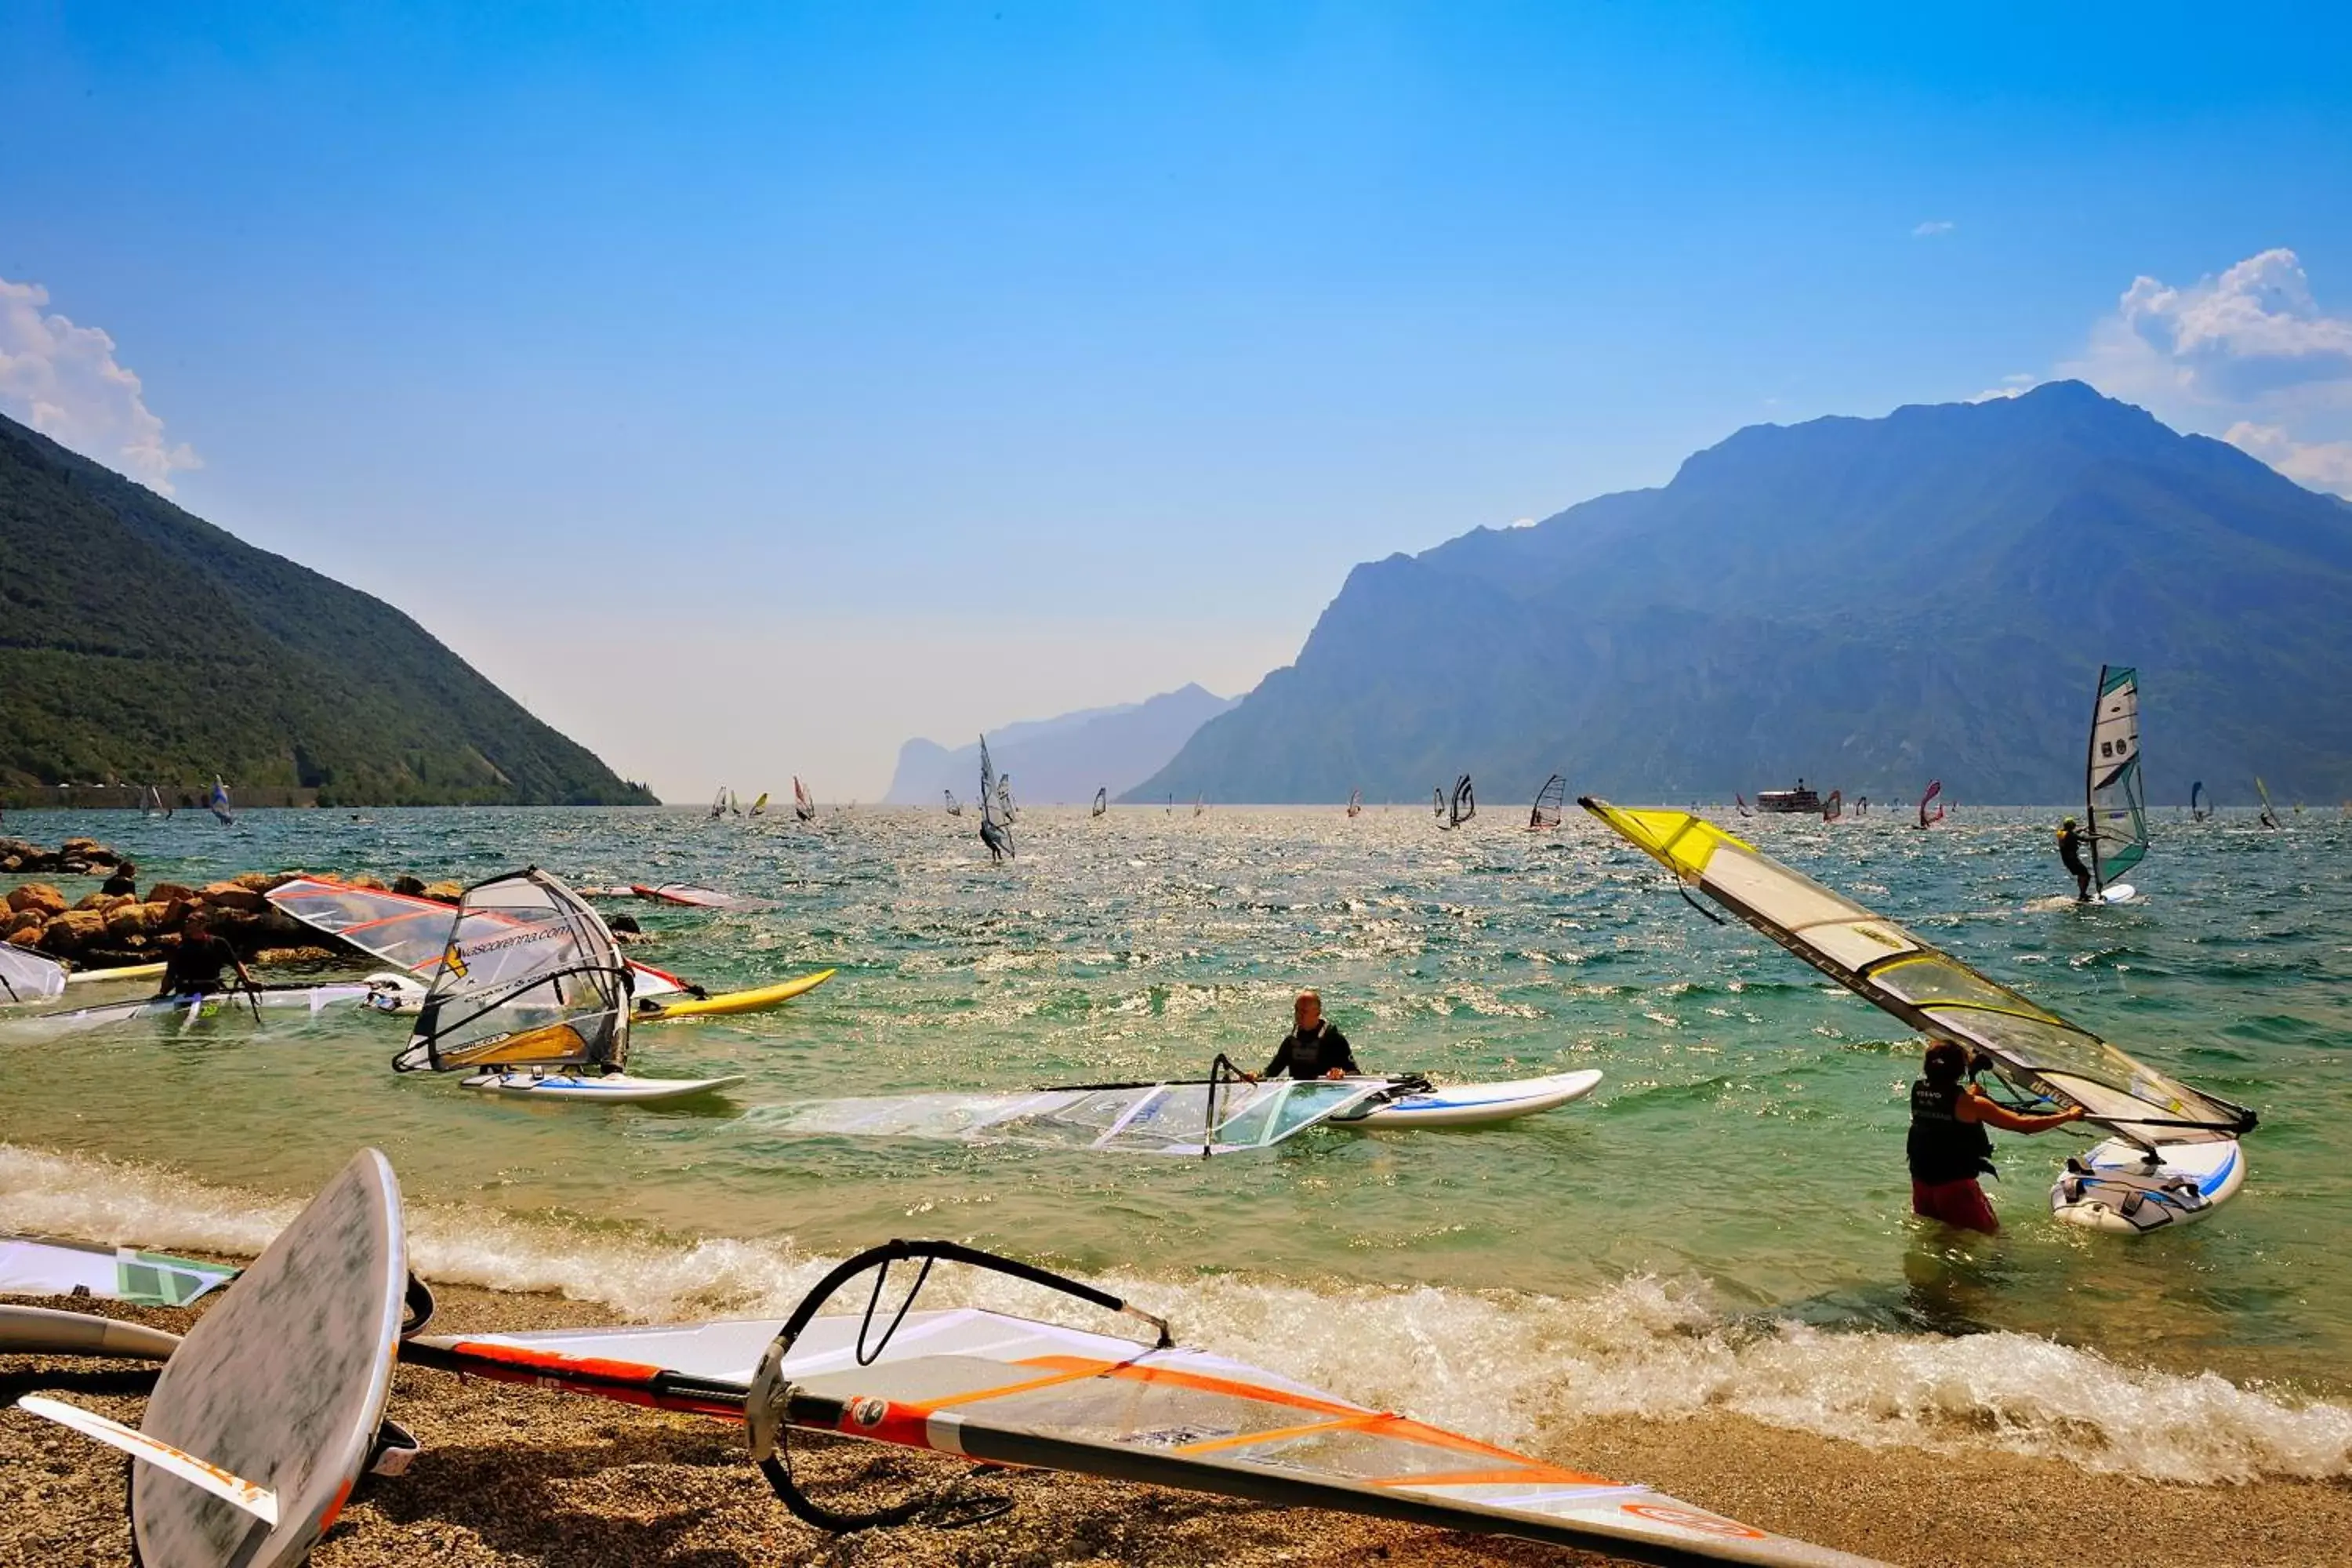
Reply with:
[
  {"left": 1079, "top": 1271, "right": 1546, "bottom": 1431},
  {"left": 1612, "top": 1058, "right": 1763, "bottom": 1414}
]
[{"left": 1171, "top": 1413, "right": 1386, "bottom": 1455}]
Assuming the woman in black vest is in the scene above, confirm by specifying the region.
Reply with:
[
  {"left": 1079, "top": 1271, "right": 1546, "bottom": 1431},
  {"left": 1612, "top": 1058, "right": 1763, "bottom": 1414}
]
[{"left": 1908, "top": 1039, "right": 2082, "bottom": 1233}]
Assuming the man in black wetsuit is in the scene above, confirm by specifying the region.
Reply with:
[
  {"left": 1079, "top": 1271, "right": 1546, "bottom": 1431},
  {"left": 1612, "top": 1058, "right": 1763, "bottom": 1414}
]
[
  {"left": 1250, "top": 991, "right": 1359, "bottom": 1081},
  {"left": 2056, "top": 816, "right": 2092, "bottom": 902},
  {"left": 158, "top": 911, "right": 254, "bottom": 998}
]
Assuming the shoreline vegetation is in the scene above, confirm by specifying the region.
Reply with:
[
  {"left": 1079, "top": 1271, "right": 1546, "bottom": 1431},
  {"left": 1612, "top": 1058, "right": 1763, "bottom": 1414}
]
[{"left": 3, "top": 1278, "right": 2349, "bottom": 1568}]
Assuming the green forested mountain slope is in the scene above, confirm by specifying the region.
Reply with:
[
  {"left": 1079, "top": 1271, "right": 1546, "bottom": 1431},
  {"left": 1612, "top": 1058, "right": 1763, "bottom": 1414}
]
[
  {"left": 0, "top": 413, "right": 653, "bottom": 804},
  {"left": 1138, "top": 383, "right": 2352, "bottom": 805}
]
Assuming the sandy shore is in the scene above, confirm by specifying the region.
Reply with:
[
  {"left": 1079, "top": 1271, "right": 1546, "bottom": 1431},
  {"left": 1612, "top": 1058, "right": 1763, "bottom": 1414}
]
[{"left": 5, "top": 1281, "right": 2349, "bottom": 1568}]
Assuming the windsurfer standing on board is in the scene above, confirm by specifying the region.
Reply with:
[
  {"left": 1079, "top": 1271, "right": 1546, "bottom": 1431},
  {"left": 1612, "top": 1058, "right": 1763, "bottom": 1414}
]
[
  {"left": 2056, "top": 815, "right": 2092, "bottom": 901},
  {"left": 1907, "top": 1040, "right": 2083, "bottom": 1233},
  {"left": 1246, "top": 991, "right": 1360, "bottom": 1081}
]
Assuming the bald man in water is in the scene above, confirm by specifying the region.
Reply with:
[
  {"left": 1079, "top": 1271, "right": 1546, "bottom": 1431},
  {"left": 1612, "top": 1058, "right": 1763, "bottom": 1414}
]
[{"left": 1250, "top": 990, "right": 1360, "bottom": 1081}]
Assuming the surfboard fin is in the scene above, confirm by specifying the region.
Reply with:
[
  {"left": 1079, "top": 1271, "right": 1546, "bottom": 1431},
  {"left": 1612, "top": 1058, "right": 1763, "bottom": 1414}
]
[{"left": 15, "top": 1395, "right": 281, "bottom": 1525}]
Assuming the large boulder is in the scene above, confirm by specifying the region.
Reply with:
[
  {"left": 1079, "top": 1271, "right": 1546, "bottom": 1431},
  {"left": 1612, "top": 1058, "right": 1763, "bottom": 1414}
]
[
  {"left": 231, "top": 872, "right": 277, "bottom": 893},
  {"left": 74, "top": 891, "right": 133, "bottom": 913},
  {"left": 8, "top": 884, "right": 67, "bottom": 917},
  {"left": 3, "top": 908, "right": 48, "bottom": 940},
  {"left": 390, "top": 876, "right": 427, "bottom": 897},
  {"left": 104, "top": 902, "right": 179, "bottom": 941},
  {"left": 38, "top": 909, "right": 106, "bottom": 955},
  {"left": 349, "top": 876, "right": 387, "bottom": 891},
  {"left": 5, "top": 927, "right": 41, "bottom": 949},
  {"left": 198, "top": 881, "right": 267, "bottom": 913},
  {"left": 422, "top": 881, "right": 463, "bottom": 903},
  {"left": 145, "top": 881, "right": 198, "bottom": 907}
]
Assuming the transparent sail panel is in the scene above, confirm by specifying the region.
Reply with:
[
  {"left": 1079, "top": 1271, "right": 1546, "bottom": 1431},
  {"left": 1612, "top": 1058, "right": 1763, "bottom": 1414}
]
[
  {"left": 764, "top": 1079, "right": 1383, "bottom": 1156},
  {"left": 399, "top": 870, "right": 629, "bottom": 1073},
  {"left": 0, "top": 946, "right": 67, "bottom": 1005}
]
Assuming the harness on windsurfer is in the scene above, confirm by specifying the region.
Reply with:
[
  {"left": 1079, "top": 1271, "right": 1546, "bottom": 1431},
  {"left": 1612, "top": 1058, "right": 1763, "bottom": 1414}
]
[
  {"left": 2056, "top": 816, "right": 2092, "bottom": 901},
  {"left": 1248, "top": 991, "right": 1359, "bottom": 1081},
  {"left": 1907, "top": 1040, "right": 2083, "bottom": 1233}
]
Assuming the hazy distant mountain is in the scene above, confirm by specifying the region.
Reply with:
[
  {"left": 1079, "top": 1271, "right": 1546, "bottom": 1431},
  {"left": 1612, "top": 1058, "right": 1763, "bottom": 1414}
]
[
  {"left": 1137, "top": 382, "right": 2352, "bottom": 805},
  {"left": 887, "top": 684, "right": 1237, "bottom": 806},
  {"left": 0, "top": 411, "right": 654, "bottom": 805}
]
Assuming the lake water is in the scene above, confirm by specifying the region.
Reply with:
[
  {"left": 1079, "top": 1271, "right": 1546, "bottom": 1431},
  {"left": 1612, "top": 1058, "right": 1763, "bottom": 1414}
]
[{"left": 4, "top": 801, "right": 2349, "bottom": 1483}]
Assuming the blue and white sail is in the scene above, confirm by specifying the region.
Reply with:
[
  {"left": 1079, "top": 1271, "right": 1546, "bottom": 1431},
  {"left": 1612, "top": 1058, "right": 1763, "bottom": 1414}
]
[{"left": 2085, "top": 665, "right": 2149, "bottom": 894}]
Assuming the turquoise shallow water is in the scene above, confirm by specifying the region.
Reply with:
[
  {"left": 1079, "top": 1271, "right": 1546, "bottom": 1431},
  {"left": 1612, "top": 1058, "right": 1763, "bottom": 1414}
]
[{"left": 3, "top": 802, "right": 2349, "bottom": 1480}]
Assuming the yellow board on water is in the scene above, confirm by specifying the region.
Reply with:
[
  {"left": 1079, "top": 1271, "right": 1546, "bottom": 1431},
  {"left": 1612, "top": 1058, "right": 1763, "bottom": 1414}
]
[{"left": 639, "top": 967, "right": 836, "bottom": 1022}]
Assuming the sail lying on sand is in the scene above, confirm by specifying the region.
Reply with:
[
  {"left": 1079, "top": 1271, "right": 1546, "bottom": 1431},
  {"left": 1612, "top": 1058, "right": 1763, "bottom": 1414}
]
[
  {"left": 1528, "top": 774, "right": 1565, "bottom": 831},
  {"left": 1581, "top": 800, "right": 2256, "bottom": 1152},
  {"left": 404, "top": 1240, "right": 1886, "bottom": 1567},
  {"left": 1918, "top": 780, "right": 1944, "bottom": 828},
  {"left": 0, "top": 946, "right": 67, "bottom": 1006},
  {"left": 2085, "top": 665, "right": 2150, "bottom": 895},
  {"left": 267, "top": 877, "right": 688, "bottom": 1000},
  {"left": 397, "top": 869, "right": 632, "bottom": 1075},
  {"left": 0, "top": 1234, "right": 237, "bottom": 1307}
]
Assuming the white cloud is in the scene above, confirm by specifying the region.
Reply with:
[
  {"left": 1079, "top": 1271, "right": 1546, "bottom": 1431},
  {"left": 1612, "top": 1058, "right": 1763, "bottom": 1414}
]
[
  {"left": 2057, "top": 249, "right": 2352, "bottom": 498},
  {"left": 0, "top": 275, "right": 199, "bottom": 493},
  {"left": 1912, "top": 220, "right": 1955, "bottom": 238},
  {"left": 2223, "top": 421, "right": 2352, "bottom": 495},
  {"left": 1972, "top": 373, "right": 2040, "bottom": 401}
]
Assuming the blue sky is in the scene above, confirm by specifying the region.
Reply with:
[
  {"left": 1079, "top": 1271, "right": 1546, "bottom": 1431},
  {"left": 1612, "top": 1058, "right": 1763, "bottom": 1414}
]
[{"left": 6, "top": 2, "right": 2350, "bottom": 799}]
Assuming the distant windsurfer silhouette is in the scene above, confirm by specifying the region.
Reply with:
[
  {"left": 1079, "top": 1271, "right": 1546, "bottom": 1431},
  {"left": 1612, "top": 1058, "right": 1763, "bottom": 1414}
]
[
  {"left": 1246, "top": 991, "right": 1359, "bottom": 1082},
  {"left": 2056, "top": 816, "right": 2092, "bottom": 901},
  {"left": 1907, "top": 1040, "right": 2084, "bottom": 1233}
]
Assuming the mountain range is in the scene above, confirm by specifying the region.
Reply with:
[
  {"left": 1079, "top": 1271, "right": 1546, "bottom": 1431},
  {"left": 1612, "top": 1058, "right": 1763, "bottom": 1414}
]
[
  {"left": 1135, "top": 382, "right": 2352, "bottom": 806},
  {"left": 0, "top": 411, "right": 654, "bottom": 806},
  {"left": 887, "top": 684, "right": 1236, "bottom": 806}
]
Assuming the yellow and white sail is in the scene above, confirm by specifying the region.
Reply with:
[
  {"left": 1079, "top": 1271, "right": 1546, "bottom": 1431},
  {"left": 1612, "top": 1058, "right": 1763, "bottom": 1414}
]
[{"left": 1579, "top": 799, "right": 2255, "bottom": 1148}]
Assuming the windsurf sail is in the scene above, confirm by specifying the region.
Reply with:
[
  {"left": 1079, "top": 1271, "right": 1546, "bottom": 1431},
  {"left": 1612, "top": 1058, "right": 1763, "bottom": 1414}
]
[
  {"left": 209, "top": 777, "right": 234, "bottom": 826},
  {"left": 762, "top": 1072, "right": 1388, "bottom": 1156},
  {"left": 793, "top": 779, "right": 816, "bottom": 822},
  {"left": 710, "top": 787, "right": 727, "bottom": 820},
  {"left": 1346, "top": 787, "right": 1362, "bottom": 818},
  {"left": 0, "top": 946, "right": 67, "bottom": 1006},
  {"left": 1448, "top": 774, "right": 1475, "bottom": 828},
  {"left": 2085, "top": 665, "right": 2150, "bottom": 894},
  {"left": 1580, "top": 799, "right": 2256, "bottom": 1150},
  {"left": 1736, "top": 793, "right": 1753, "bottom": 818},
  {"left": 397, "top": 869, "right": 631, "bottom": 1075},
  {"left": 405, "top": 1240, "right": 1885, "bottom": 1567},
  {"left": 1918, "top": 780, "right": 1944, "bottom": 828},
  {"left": 944, "top": 789, "right": 963, "bottom": 817},
  {"left": 0, "top": 1234, "right": 237, "bottom": 1307},
  {"left": 2190, "top": 781, "right": 2209, "bottom": 822},
  {"left": 978, "top": 736, "right": 1014, "bottom": 858},
  {"left": 1527, "top": 774, "right": 1565, "bottom": 831},
  {"left": 749, "top": 791, "right": 768, "bottom": 817},
  {"left": 1091, "top": 786, "right": 1108, "bottom": 818},
  {"left": 266, "top": 875, "right": 688, "bottom": 1000},
  {"left": 728, "top": 789, "right": 742, "bottom": 817},
  {"left": 1820, "top": 789, "right": 1842, "bottom": 822},
  {"left": 2256, "top": 776, "right": 2280, "bottom": 829},
  {"left": 139, "top": 785, "right": 162, "bottom": 817},
  {"left": 629, "top": 884, "right": 744, "bottom": 910},
  {"left": 1192, "top": 793, "right": 1204, "bottom": 817},
  {"left": 1432, "top": 785, "right": 1445, "bottom": 818}
]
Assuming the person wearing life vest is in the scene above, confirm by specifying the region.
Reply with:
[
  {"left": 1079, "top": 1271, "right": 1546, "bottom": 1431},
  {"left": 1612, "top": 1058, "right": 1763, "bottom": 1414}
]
[
  {"left": 1247, "top": 991, "right": 1360, "bottom": 1081},
  {"left": 2055, "top": 816, "right": 2092, "bottom": 902},
  {"left": 1907, "top": 1040, "right": 2084, "bottom": 1233}
]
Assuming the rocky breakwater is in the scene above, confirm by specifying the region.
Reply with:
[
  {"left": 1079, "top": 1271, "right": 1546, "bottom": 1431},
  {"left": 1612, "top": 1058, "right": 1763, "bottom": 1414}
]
[
  {"left": 0, "top": 836, "right": 128, "bottom": 877},
  {"left": 2, "top": 869, "right": 331, "bottom": 971}
]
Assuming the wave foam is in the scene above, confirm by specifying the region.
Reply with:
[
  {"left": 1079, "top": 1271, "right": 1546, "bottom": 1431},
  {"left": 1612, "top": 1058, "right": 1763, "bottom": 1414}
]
[{"left": 5, "top": 1143, "right": 2347, "bottom": 1484}]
